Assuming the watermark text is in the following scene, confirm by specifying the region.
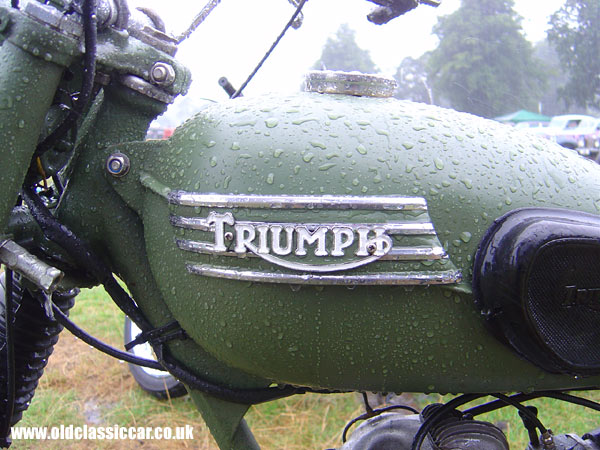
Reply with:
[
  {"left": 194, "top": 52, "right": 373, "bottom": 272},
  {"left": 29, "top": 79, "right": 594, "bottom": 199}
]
[{"left": 11, "top": 424, "right": 194, "bottom": 441}]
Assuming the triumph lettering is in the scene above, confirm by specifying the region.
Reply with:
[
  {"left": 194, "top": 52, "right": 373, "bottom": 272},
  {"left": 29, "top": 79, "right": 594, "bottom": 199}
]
[
  {"left": 172, "top": 193, "right": 456, "bottom": 279},
  {"left": 206, "top": 212, "right": 392, "bottom": 260}
]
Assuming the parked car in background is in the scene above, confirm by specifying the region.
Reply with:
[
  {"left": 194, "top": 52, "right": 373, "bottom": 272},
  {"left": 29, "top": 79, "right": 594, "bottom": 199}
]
[
  {"left": 513, "top": 121, "right": 549, "bottom": 131},
  {"left": 584, "top": 118, "right": 600, "bottom": 158},
  {"left": 540, "top": 114, "right": 599, "bottom": 156},
  {"left": 146, "top": 125, "right": 175, "bottom": 140}
]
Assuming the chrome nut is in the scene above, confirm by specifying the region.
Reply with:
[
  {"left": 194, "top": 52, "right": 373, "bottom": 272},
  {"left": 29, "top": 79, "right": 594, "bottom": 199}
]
[
  {"left": 150, "top": 62, "right": 176, "bottom": 87},
  {"left": 106, "top": 153, "right": 130, "bottom": 177}
]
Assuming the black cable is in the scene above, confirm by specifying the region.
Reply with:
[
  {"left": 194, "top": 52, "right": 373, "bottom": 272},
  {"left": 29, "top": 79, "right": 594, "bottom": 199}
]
[
  {"left": 21, "top": 185, "right": 152, "bottom": 332},
  {"left": 54, "top": 295, "right": 342, "bottom": 405},
  {"left": 34, "top": 0, "right": 98, "bottom": 158},
  {"left": 231, "top": 0, "right": 307, "bottom": 98},
  {"left": 79, "top": 0, "right": 97, "bottom": 106},
  {"left": 124, "top": 320, "right": 184, "bottom": 351},
  {"left": 464, "top": 389, "right": 600, "bottom": 417},
  {"left": 411, "top": 394, "right": 485, "bottom": 450},
  {"left": 51, "top": 303, "right": 164, "bottom": 371},
  {"left": 519, "top": 405, "right": 541, "bottom": 447},
  {"left": 491, "top": 393, "right": 547, "bottom": 434},
  {"left": 342, "top": 403, "right": 420, "bottom": 443},
  {"left": 0, "top": 269, "right": 15, "bottom": 445},
  {"left": 542, "top": 391, "right": 600, "bottom": 412},
  {"left": 21, "top": 181, "right": 346, "bottom": 405},
  {"left": 21, "top": 184, "right": 344, "bottom": 404},
  {"left": 158, "top": 343, "right": 343, "bottom": 405},
  {"left": 464, "top": 393, "right": 539, "bottom": 417}
]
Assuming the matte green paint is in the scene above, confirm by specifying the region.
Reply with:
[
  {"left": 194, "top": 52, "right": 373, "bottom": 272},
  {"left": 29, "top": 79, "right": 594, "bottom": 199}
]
[
  {"left": 4, "top": 7, "right": 600, "bottom": 447},
  {"left": 94, "top": 29, "right": 191, "bottom": 97},
  {"left": 0, "top": 3, "right": 190, "bottom": 234},
  {"left": 189, "top": 391, "right": 259, "bottom": 450},
  {"left": 54, "top": 83, "right": 272, "bottom": 450},
  {"left": 105, "top": 92, "right": 600, "bottom": 395},
  {"left": 55, "top": 82, "right": 272, "bottom": 389},
  {"left": 0, "top": 7, "right": 78, "bottom": 234},
  {"left": 0, "top": 7, "right": 252, "bottom": 448}
]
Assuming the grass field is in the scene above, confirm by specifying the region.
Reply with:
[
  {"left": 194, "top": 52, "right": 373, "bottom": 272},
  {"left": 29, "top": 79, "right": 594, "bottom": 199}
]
[{"left": 9, "top": 287, "right": 600, "bottom": 449}]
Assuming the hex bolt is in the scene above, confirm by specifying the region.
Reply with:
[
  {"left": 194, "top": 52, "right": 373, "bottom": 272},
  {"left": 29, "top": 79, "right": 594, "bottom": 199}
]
[
  {"left": 150, "top": 62, "right": 176, "bottom": 86},
  {"left": 106, "top": 153, "right": 130, "bottom": 177},
  {"left": 541, "top": 430, "right": 556, "bottom": 450}
]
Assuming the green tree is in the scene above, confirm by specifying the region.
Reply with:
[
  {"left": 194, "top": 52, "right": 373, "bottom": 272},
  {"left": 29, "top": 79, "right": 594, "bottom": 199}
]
[
  {"left": 313, "top": 24, "right": 377, "bottom": 74},
  {"left": 547, "top": 0, "right": 600, "bottom": 111},
  {"left": 428, "top": 0, "right": 547, "bottom": 118},
  {"left": 394, "top": 55, "right": 434, "bottom": 104},
  {"left": 533, "top": 40, "right": 573, "bottom": 116}
]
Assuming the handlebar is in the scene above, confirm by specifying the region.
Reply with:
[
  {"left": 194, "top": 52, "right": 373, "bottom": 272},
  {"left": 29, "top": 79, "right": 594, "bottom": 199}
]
[{"left": 367, "top": 0, "right": 441, "bottom": 25}]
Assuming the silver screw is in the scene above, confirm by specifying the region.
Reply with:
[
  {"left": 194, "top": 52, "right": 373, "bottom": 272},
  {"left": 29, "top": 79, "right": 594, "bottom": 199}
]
[
  {"left": 150, "top": 62, "right": 176, "bottom": 86},
  {"left": 366, "top": 243, "right": 377, "bottom": 255},
  {"left": 106, "top": 153, "right": 130, "bottom": 177},
  {"left": 224, "top": 232, "right": 234, "bottom": 241}
]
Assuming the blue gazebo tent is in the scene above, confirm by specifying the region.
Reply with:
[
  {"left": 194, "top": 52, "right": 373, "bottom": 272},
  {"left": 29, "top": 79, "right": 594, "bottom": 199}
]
[{"left": 494, "top": 110, "right": 551, "bottom": 124}]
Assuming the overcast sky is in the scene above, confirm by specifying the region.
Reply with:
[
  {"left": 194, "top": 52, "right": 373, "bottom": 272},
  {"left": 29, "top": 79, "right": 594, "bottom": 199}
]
[{"left": 132, "top": 0, "right": 566, "bottom": 120}]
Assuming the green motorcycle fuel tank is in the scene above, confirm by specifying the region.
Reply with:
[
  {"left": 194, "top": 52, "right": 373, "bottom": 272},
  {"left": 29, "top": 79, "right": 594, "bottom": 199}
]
[
  {"left": 107, "top": 84, "right": 600, "bottom": 396},
  {"left": 6, "top": 1, "right": 600, "bottom": 448}
]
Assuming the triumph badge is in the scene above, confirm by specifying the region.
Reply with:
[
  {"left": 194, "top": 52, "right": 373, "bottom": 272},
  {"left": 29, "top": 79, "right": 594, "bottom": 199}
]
[{"left": 168, "top": 192, "right": 461, "bottom": 286}]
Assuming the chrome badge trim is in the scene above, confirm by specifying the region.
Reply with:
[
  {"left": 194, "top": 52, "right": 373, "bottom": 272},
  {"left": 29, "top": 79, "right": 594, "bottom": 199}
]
[
  {"left": 187, "top": 264, "right": 462, "bottom": 286},
  {"left": 168, "top": 192, "right": 461, "bottom": 285},
  {"left": 169, "top": 191, "right": 428, "bottom": 211}
]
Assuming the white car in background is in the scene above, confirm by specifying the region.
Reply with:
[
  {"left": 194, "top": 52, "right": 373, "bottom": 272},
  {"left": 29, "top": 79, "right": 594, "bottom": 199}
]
[{"left": 540, "top": 114, "right": 599, "bottom": 156}]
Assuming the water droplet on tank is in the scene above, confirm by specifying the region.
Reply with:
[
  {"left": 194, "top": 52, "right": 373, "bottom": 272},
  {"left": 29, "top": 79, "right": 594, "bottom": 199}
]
[
  {"left": 460, "top": 179, "right": 473, "bottom": 189},
  {"left": 319, "top": 163, "right": 336, "bottom": 171},
  {"left": 265, "top": 118, "right": 279, "bottom": 128}
]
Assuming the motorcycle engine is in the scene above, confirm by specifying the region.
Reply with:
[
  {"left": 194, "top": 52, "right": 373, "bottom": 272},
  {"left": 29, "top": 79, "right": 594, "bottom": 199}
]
[{"left": 339, "top": 406, "right": 600, "bottom": 450}]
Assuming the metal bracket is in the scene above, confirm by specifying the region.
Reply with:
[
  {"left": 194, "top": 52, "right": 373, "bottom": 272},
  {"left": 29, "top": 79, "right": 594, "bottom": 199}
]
[{"left": 0, "top": 239, "right": 63, "bottom": 293}]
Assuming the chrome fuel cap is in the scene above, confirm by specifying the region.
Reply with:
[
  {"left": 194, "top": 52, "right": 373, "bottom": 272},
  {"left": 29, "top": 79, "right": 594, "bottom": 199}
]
[{"left": 304, "top": 70, "right": 397, "bottom": 98}]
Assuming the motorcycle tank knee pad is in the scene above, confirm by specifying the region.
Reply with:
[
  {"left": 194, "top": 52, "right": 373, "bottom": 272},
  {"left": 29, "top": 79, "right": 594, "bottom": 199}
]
[{"left": 473, "top": 208, "right": 600, "bottom": 375}]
